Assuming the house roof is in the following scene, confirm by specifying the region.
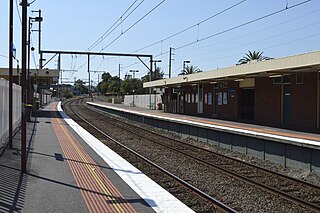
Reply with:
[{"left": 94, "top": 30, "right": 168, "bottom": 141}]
[{"left": 143, "top": 50, "right": 320, "bottom": 88}]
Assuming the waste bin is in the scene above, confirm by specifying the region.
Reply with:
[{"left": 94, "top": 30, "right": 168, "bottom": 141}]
[
  {"left": 26, "top": 104, "right": 33, "bottom": 122},
  {"left": 35, "top": 101, "right": 40, "bottom": 110}
]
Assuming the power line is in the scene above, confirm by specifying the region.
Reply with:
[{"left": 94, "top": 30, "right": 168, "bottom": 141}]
[
  {"left": 177, "top": 20, "right": 320, "bottom": 59},
  {"left": 119, "top": 0, "right": 312, "bottom": 73},
  {"left": 133, "top": 0, "right": 247, "bottom": 53},
  {"left": 179, "top": 7, "right": 320, "bottom": 53},
  {"left": 15, "top": 0, "right": 22, "bottom": 24},
  {"left": 175, "top": 0, "right": 312, "bottom": 51},
  {"left": 101, "top": 0, "right": 167, "bottom": 51},
  {"left": 0, "top": 54, "right": 9, "bottom": 58},
  {"left": 77, "top": 0, "right": 166, "bottom": 71},
  {"left": 86, "top": 0, "right": 143, "bottom": 51},
  {"left": 187, "top": 32, "right": 320, "bottom": 67}
]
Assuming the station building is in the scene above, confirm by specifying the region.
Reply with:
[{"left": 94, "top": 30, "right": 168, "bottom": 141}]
[
  {"left": 0, "top": 68, "right": 59, "bottom": 108},
  {"left": 143, "top": 51, "right": 320, "bottom": 132}
]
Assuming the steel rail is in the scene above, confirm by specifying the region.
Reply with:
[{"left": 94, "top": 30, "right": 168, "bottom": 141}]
[
  {"left": 63, "top": 99, "right": 237, "bottom": 213},
  {"left": 81, "top": 102, "right": 320, "bottom": 212},
  {"left": 86, "top": 102, "right": 320, "bottom": 190}
]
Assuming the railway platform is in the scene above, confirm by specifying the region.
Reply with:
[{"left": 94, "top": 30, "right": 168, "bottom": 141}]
[
  {"left": 87, "top": 100, "right": 320, "bottom": 173},
  {"left": 0, "top": 102, "right": 193, "bottom": 213}
]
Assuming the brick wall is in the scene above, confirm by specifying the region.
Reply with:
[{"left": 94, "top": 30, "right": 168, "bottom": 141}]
[
  {"left": 215, "top": 81, "right": 239, "bottom": 120},
  {"left": 255, "top": 78, "right": 281, "bottom": 125},
  {"left": 291, "top": 72, "right": 317, "bottom": 129}
]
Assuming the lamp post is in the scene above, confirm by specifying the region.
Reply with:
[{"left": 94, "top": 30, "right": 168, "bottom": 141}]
[
  {"left": 152, "top": 59, "right": 161, "bottom": 80},
  {"left": 183, "top": 60, "right": 190, "bottom": 73},
  {"left": 132, "top": 89, "right": 135, "bottom": 107},
  {"left": 129, "top": 69, "right": 139, "bottom": 79},
  {"left": 154, "top": 87, "right": 157, "bottom": 110},
  {"left": 31, "top": 10, "right": 43, "bottom": 68}
]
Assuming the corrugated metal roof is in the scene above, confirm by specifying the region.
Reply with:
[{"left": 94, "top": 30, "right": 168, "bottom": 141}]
[{"left": 144, "top": 50, "right": 320, "bottom": 88}]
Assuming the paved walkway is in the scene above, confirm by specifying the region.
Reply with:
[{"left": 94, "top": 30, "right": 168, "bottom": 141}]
[{"left": 0, "top": 103, "right": 154, "bottom": 213}]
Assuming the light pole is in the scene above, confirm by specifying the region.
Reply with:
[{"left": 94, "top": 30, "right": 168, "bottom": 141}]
[
  {"left": 183, "top": 60, "right": 190, "bottom": 73},
  {"left": 154, "top": 87, "right": 157, "bottom": 110},
  {"left": 132, "top": 89, "right": 135, "bottom": 107},
  {"left": 9, "top": 0, "right": 14, "bottom": 148},
  {"left": 129, "top": 69, "right": 139, "bottom": 79},
  {"left": 31, "top": 10, "right": 43, "bottom": 68},
  {"left": 152, "top": 59, "right": 161, "bottom": 80}
]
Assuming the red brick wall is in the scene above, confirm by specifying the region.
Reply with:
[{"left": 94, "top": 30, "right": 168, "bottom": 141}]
[
  {"left": 291, "top": 72, "right": 317, "bottom": 129},
  {"left": 215, "top": 82, "right": 239, "bottom": 119},
  {"left": 254, "top": 78, "right": 281, "bottom": 125}
]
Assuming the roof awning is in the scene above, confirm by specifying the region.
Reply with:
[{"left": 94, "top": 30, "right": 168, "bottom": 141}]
[{"left": 143, "top": 50, "right": 320, "bottom": 88}]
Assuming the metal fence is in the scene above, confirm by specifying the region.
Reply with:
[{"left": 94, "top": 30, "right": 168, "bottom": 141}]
[{"left": 0, "top": 79, "right": 21, "bottom": 148}]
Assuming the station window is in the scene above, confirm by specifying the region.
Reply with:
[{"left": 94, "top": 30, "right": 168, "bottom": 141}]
[
  {"left": 296, "top": 73, "right": 303, "bottom": 84},
  {"left": 282, "top": 75, "right": 291, "bottom": 84},
  {"left": 273, "top": 77, "right": 282, "bottom": 84}
]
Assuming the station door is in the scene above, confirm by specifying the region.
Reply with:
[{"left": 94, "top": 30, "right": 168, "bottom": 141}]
[{"left": 240, "top": 88, "right": 254, "bottom": 120}]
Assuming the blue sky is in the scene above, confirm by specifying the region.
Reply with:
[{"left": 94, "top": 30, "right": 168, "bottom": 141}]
[{"left": 1, "top": 0, "right": 320, "bottom": 85}]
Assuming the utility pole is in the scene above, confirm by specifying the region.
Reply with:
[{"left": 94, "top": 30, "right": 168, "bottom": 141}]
[
  {"left": 33, "top": 10, "right": 43, "bottom": 69},
  {"left": 57, "top": 54, "right": 61, "bottom": 98},
  {"left": 21, "top": 0, "right": 28, "bottom": 173},
  {"left": 168, "top": 47, "right": 174, "bottom": 78},
  {"left": 152, "top": 59, "right": 161, "bottom": 80},
  {"left": 8, "top": 0, "right": 13, "bottom": 148},
  {"left": 88, "top": 54, "right": 91, "bottom": 97}
]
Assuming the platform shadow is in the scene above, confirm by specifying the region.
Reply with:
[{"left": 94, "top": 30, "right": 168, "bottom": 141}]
[
  {"left": 29, "top": 150, "right": 143, "bottom": 175},
  {"left": 32, "top": 110, "right": 62, "bottom": 119},
  {"left": 0, "top": 165, "right": 27, "bottom": 213}
]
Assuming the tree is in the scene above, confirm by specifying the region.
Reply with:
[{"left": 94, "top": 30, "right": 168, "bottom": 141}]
[
  {"left": 97, "top": 73, "right": 121, "bottom": 95},
  {"left": 141, "top": 66, "right": 164, "bottom": 82},
  {"left": 120, "top": 78, "right": 144, "bottom": 95},
  {"left": 178, "top": 65, "right": 202, "bottom": 76},
  {"left": 238, "top": 51, "right": 272, "bottom": 64},
  {"left": 74, "top": 79, "right": 88, "bottom": 94}
]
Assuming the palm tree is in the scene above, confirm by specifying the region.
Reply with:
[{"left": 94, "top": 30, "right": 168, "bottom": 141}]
[
  {"left": 238, "top": 51, "right": 272, "bottom": 64},
  {"left": 178, "top": 65, "right": 202, "bottom": 76}
]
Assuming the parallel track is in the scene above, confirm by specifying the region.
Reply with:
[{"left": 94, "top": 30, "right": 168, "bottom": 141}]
[
  {"left": 64, "top": 98, "right": 320, "bottom": 212},
  {"left": 63, "top": 98, "right": 237, "bottom": 213}
]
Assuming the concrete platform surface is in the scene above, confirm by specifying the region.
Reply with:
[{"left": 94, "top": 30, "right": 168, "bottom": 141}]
[{"left": 0, "top": 102, "right": 193, "bottom": 213}]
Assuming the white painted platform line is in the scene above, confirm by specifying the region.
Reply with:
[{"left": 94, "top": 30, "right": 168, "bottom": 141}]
[
  {"left": 57, "top": 102, "right": 194, "bottom": 213},
  {"left": 87, "top": 102, "right": 320, "bottom": 147}
]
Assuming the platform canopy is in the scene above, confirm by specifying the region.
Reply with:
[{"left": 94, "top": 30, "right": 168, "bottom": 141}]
[
  {"left": 143, "top": 50, "right": 320, "bottom": 88},
  {"left": 0, "top": 68, "right": 59, "bottom": 84}
]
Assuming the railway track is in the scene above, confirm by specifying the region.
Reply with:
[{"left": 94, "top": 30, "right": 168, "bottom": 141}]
[
  {"left": 63, "top": 98, "right": 320, "bottom": 212},
  {"left": 63, "top": 98, "right": 236, "bottom": 213}
]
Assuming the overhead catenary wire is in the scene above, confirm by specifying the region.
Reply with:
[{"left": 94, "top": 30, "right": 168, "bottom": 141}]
[
  {"left": 86, "top": 0, "right": 143, "bottom": 51},
  {"left": 101, "top": 0, "right": 167, "bottom": 52},
  {"left": 178, "top": 20, "right": 320, "bottom": 59},
  {"left": 133, "top": 0, "right": 247, "bottom": 53},
  {"left": 179, "top": 7, "right": 320, "bottom": 54},
  {"left": 77, "top": 0, "right": 166, "bottom": 71},
  {"left": 15, "top": 0, "right": 22, "bottom": 24},
  {"left": 120, "top": 0, "right": 312, "bottom": 75},
  {"left": 175, "top": 0, "right": 312, "bottom": 51},
  {"left": 183, "top": 32, "right": 320, "bottom": 69}
]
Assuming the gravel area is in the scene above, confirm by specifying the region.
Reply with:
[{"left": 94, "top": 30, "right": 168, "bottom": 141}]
[{"left": 63, "top": 99, "right": 320, "bottom": 212}]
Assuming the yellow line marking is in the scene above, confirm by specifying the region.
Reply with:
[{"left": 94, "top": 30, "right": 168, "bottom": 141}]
[{"left": 56, "top": 117, "right": 126, "bottom": 213}]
